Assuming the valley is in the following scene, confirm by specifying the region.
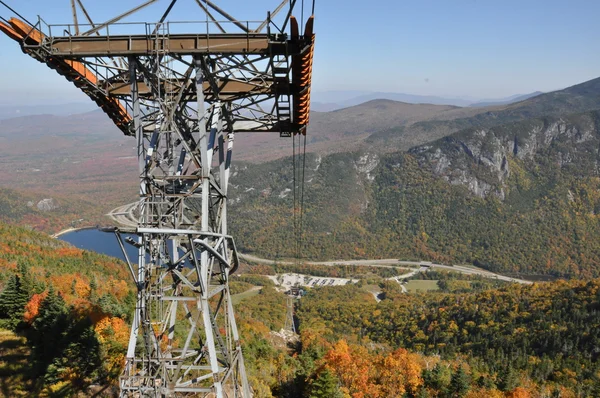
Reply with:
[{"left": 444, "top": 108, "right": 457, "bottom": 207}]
[
  {"left": 1, "top": 0, "right": 599, "bottom": 395},
  {"left": 3, "top": 76, "right": 600, "bottom": 397}
]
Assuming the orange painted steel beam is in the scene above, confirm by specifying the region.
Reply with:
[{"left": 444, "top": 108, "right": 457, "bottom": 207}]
[
  {"left": 0, "top": 21, "right": 21, "bottom": 41},
  {"left": 291, "top": 15, "right": 315, "bottom": 134},
  {"left": 0, "top": 18, "right": 132, "bottom": 134}
]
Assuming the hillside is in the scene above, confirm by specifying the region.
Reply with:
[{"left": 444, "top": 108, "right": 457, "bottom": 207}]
[
  {"left": 228, "top": 109, "right": 600, "bottom": 278},
  {"left": 469, "top": 91, "right": 543, "bottom": 107},
  {"left": 294, "top": 279, "right": 600, "bottom": 396},
  {"left": 231, "top": 77, "right": 600, "bottom": 162},
  {"left": 2, "top": 77, "right": 600, "bottom": 226},
  {"left": 2, "top": 217, "right": 600, "bottom": 396},
  {"left": 0, "top": 187, "right": 111, "bottom": 233},
  {"left": 198, "top": 99, "right": 484, "bottom": 163},
  {"left": 0, "top": 112, "right": 139, "bottom": 209},
  {"left": 0, "top": 221, "right": 133, "bottom": 395},
  {"left": 367, "top": 77, "right": 600, "bottom": 150}
]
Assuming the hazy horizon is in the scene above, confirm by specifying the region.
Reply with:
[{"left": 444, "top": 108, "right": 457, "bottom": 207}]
[{"left": 0, "top": 0, "right": 598, "bottom": 104}]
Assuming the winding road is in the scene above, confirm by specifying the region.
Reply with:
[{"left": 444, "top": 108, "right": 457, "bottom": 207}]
[{"left": 106, "top": 202, "right": 533, "bottom": 285}]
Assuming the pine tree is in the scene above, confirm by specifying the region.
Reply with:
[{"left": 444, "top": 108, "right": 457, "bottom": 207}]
[
  {"left": 497, "top": 364, "right": 518, "bottom": 392},
  {"left": 423, "top": 363, "right": 450, "bottom": 393},
  {"left": 309, "top": 368, "right": 342, "bottom": 398},
  {"left": 449, "top": 366, "right": 470, "bottom": 397},
  {"left": 30, "top": 287, "right": 70, "bottom": 373},
  {"left": 89, "top": 275, "right": 98, "bottom": 301},
  {"left": 0, "top": 273, "right": 31, "bottom": 329}
]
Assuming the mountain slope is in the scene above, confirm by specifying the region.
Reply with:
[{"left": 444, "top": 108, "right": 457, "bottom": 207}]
[
  {"left": 367, "top": 77, "right": 600, "bottom": 151},
  {"left": 0, "top": 187, "right": 110, "bottom": 233},
  {"left": 228, "top": 109, "right": 600, "bottom": 278},
  {"left": 296, "top": 278, "right": 600, "bottom": 396},
  {"left": 469, "top": 91, "right": 543, "bottom": 107}
]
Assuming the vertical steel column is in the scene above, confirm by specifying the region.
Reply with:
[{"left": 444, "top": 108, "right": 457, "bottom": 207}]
[
  {"left": 196, "top": 56, "right": 224, "bottom": 397},
  {"left": 120, "top": 54, "right": 250, "bottom": 398}
]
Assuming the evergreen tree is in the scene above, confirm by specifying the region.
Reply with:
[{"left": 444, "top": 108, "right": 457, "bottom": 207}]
[
  {"left": 590, "top": 377, "right": 600, "bottom": 398},
  {"left": 476, "top": 375, "right": 495, "bottom": 389},
  {"left": 415, "top": 388, "right": 430, "bottom": 398},
  {"left": 47, "top": 319, "right": 102, "bottom": 388},
  {"left": 89, "top": 275, "right": 98, "bottom": 301},
  {"left": 423, "top": 363, "right": 450, "bottom": 393},
  {"left": 309, "top": 368, "right": 342, "bottom": 398},
  {"left": 0, "top": 273, "right": 31, "bottom": 329},
  {"left": 448, "top": 366, "right": 470, "bottom": 397},
  {"left": 30, "top": 287, "right": 70, "bottom": 373},
  {"left": 497, "top": 364, "right": 518, "bottom": 392}
]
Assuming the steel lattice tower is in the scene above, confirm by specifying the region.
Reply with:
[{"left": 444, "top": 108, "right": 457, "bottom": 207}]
[{"left": 0, "top": 1, "right": 315, "bottom": 396}]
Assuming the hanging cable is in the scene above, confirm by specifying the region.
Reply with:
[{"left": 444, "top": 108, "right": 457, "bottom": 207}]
[
  {"left": 291, "top": 131, "right": 308, "bottom": 264},
  {"left": 292, "top": 131, "right": 298, "bottom": 263},
  {"left": 299, "top": 133, "right": 307, "bottom": 261}
]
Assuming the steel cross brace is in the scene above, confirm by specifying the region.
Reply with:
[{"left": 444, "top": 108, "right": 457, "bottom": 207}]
[{"left": 118, "top": 53, "right": 250, "bottom": 397}]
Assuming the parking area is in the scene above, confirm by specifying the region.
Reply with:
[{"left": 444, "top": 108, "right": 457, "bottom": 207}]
[{"left": 266, "top": 273, "right": 358, "bottom": 288}]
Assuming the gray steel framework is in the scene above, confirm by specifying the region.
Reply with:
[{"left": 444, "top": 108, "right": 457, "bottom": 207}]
[
  {"left": 0, "top": 1, "right": 315, "bottom": 397},
  {"left": 116, "top": 54, "right": 251, "bottom": 396}
]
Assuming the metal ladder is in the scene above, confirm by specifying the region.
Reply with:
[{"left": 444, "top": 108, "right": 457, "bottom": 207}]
[{"left": 270, "top": 50, "right": 293, "bottom": 137}]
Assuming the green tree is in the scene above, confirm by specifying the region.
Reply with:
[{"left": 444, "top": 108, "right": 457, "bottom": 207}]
[
  {"left": 423, "top": 363, "right": 451, "bottom": 393},
  {"left": 29, "top": 287, "right": 70, "bottom": 373},
  {"left": 309, "top": 368, "right": 342, "bottom": 398},
  {"left": 0, "top": 273, "right": 31, "bottom": 329},
  {"left": 448, "top": 366, "right": 470, "bottom": 397},
  {"left": 497, "top": 364, "right": 518, "bottom": 392}
]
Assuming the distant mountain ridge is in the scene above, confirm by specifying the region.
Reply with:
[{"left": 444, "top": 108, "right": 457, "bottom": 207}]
[
  {"left": 0, "top": 102, "right": 97, "bottom": 120},
  {"left": 223, "top": 76, "right": 600, "bottom": 277},
  {"left": 312, "top": 90, "right": 546, "bottom": 111},
  {"left": 367, "top": 77, "right": 600, "bottom": 151},
  {"left": 228, "top": 107, "right": 600, "bottom": 278},
  {"left": 469, "top": 91, "right": 543, "bottom": 107}
]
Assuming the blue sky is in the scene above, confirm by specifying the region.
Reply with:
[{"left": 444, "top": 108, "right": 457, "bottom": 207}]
[{"left": 0, "top": 0, "right": 599, "bottom": 104}]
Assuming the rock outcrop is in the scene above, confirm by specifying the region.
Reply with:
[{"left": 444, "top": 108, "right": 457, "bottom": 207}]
[{"left": 410, "top": 113, "right": 600, "bottom": 199}]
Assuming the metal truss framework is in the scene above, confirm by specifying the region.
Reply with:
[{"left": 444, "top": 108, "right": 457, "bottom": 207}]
[{"left": 0, "top": 1, "right": 315, "bottom": 396}]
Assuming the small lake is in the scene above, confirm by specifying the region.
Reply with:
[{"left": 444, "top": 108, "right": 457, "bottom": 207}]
[{"left": 59, "top": 228, "right": 138, "bottom": 262}]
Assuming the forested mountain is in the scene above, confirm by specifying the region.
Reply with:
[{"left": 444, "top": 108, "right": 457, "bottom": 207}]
[
  {"left": 0, "top": 187, "right": 109, "bottom": 233},
  {"left": 229, "top": 108, "right": 600, "bottom": 278},
  {"left": 2, "top": 77, "right": 600, "bottom": 233},
  {"left": 367, "top": 77, "right": 600, "bottom": 151},
  {"left": 3, "top": 215, "right": 600, "bottom": 396},
  {"left": 0, "top": 221, "right": 133, "bottom": 395},
  {"left": 293, "top": 279, "right": 600, "bottom": 397}
]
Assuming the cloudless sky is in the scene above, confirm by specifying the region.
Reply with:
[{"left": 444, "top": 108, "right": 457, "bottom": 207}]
[{"left": 0, "top": 0, "right": 599, "bottom": 104}]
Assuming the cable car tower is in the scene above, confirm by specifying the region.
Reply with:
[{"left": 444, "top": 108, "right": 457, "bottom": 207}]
[{"left": 0, "top": 0, "right": 315, "bottom": 396}]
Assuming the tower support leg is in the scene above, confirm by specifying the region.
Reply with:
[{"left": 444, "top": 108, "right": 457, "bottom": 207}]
[{"left": 119, "top": 56, "right": 250, "bottom": 398}]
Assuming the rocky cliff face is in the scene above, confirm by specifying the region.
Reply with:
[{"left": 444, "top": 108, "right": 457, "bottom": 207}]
[
  {"left": 410, "top": 112, "right": 600, "bottom": 199},
  {"left": 36, "top": 198, "right": 60, "bottom": 211}
]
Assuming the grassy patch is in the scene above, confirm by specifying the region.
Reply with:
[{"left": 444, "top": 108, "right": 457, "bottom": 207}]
[
  {"left": 0, "top": 329, "right": 32, "bottom": 397},
  {"left": 361, "top": 284, "right": 381, "bottom": 295},
  {"left": 231, "top": 287, "right": 262, "bottom": 305},
  {"left": 405, "top": 280, "right": 439, "bottom": 293}
]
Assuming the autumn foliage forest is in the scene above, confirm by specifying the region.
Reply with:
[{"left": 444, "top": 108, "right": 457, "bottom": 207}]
[
  {"left": 2, "top": 220, "right": 600, "bottom": 396},
  {"left": 0, "top": 222, "right": 133, "bottom": 396},
  {"left": 5, "top": 81, "right": 600, "bottom": 395}
]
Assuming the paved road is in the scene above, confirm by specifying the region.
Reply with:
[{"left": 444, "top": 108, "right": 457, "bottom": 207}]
[
  {"left": 107, "top": 202, "right": 532, "bottom": 285},
  {"left": 240, "top": 254, "right": 532, "bottom": 285},
  {"left": 106, "top": 202, "right": 138, "bottom": 228}
]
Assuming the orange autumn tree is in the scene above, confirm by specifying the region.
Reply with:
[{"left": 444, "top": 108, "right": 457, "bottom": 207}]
[
  {"left": 23, "top": 291, "right": 48, "bottom": 323},
  {"left": 377, "top": 348, "right": 423, "bottom": 397},
  {"left": 323, "top": 340, "right": 380, "bottom": 398},
  {"left": 95, "top": 316, "right": 130, "bottom": 377},
  {"left": 506, "top": 387, "right": 532, "bottom": 398}
]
